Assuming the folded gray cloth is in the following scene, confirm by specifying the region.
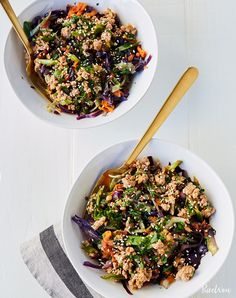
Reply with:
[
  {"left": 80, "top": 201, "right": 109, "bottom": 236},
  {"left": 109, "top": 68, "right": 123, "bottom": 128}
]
[{"left": 20, "top": 224, "right": 101, "bottom": 298}]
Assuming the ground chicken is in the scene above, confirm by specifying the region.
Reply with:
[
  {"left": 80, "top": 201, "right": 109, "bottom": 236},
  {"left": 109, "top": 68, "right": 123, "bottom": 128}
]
[
  {"left": 128, "top": 268, "right": 152, "bottom": 290},
  {"left": 202, "top": 207, "right": 216, "bottom": 218},
  {"left": 137, "top": 173, "right": 149, "bottom": 184},
  {"left": 152, "top": 240, "right": 166, "bottom": 255},
  {"left": 183, "top": 182, "right": 199, "bottom": 199},
  {"left": 34, "top": 39, "right": 49, "bottom": 53},
  {"left": 121, "top": 23, "right": 137, "bottom": 35},
  {"left": 173, "top": 257, "right": 185, "bottom": 269},
  {"left": 160, "top": 203, "right": 170, "bottom": 211},
  {"left": 61, "top": 27, "right": 71, "bottom": 39},
  {"left": 122, "top": 174, "right": 136, "bottom": 188},
  {"left": 176, "top": 265, "right": 195, "bottom": 281},
  {"left": 101, "top": 31, "right": 112, "bottom": 43},
  {"left": 199, "top": 194, "right": 208, "bottom": 207},
  {"left": 178, "top": 208, "right": 188, "bottom": 218},
  {"left": 155, "top": 173, "right": 166, "bottom": 185},
  {"left": 92, "top": 216, "right": 106, "bottom": 230},
  {"left": 93, "top": 39, "right": 103, "bottom": 51}
]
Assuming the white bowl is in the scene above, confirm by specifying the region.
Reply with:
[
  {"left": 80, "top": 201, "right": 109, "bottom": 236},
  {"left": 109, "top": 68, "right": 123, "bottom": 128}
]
[
  {"left": 4, "top": 0, "right": 158, "bottom": 129},
  {"left": 63, "top": 139, "right": 234, "bottom": 298}
]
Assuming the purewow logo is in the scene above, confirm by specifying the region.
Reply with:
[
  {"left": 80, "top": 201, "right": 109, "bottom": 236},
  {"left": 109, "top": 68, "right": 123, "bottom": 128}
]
[{"left": 202, "top": 284, "right": 231, "bottom": 294}]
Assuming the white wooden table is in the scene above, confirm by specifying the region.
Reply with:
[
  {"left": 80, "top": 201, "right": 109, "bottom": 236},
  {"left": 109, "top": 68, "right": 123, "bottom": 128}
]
[{"left": 0, "top": 0, "right": 235, "bottom": 297}]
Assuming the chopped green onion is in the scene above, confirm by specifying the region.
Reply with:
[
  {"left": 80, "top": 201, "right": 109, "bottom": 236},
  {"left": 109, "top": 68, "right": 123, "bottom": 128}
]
[
  {"left": 36, "top": 59, "right": 58, "bottom": 66},
  {"left": 167, "top": 160, "right": 183, "bottom": 172},
  {"left": 101, "top": 273, "right": 125, "bottom": 281},
  {"left": 118, "top": 41, "right": 139, "bottom": 52},
  {"left": 67, "top": 53, "right": 80, "bottom": 62},
  {"left": 23, "top": 21, "right": 31, "bottom": 39}
]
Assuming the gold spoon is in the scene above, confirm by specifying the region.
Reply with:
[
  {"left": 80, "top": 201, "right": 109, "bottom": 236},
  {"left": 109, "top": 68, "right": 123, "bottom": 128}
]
[
  {"left": 1, "top": 0, "right": 49, "bottom": 100},
  {"left": 92, "top": 67, "right": 199, "bottom": 193}
]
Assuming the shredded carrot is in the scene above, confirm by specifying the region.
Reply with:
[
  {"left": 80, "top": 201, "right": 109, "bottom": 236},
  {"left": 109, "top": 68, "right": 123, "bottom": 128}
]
[
  {"left": 166, "top": 275, "right": 175, "bottom": 284},
  {"left": 99, "top": 100, "right": 115, "bottom": 113},
  {"left": 68, "top": 2, "right": 87, "bottom": 18},
  {"left": 85, "top": 10, "right": 97, "bottom": 17},
  {"left": 127, "top": 54, "right": 135, "bottom": 62},
  {"left": 103, "top": 231, "right": 112, "bottom": 241},
  {"left": 137, "top": 45, "right": 147, "bottom": 59},
  {"left": 148, "top": 216, "right": 157, "bottom": 223},
  {"left": 68, "top": 6, "right": 78, "bottom": 18},
  {"left": 113, "top": 184, "right": 124, "bottom": 191},
  {"left": 73, "top": 61, "right": 79, "bottom": 69},
  {"left": 113, "top": 90, "right": 124, "bottom": 97},
  {"left": 76, "top": 2, "right": 87, "bottom": 16},
  {"left": 102, "top": 231, "right": 113, "bottom": 258},
  {"left": 41, "top": 20, "right": 50, "bottom": 28}
]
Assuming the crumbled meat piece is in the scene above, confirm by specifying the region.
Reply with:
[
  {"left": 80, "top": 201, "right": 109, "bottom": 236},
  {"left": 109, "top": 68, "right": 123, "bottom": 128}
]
[
  {"left": 70, "top": 88, "right": 80, "bottom": 97},
  {"left": 121, "top": 23, "right": 137, "bottom": 35},
  {"left": 152, "top": 240, "right": 166, "bottom": 255},
  {"left": 199, "top": 194, "right": 208, "bottom": 207},
  {"left": 61, "top": 27, "right": 71, "bottom": 39},
  {"left": 92, "top": 216, "right": 106, "bottom": 230},
  {"left": 173, "top": 257, "right": 185, "bottom": 269},
  {"left": 202, "top": 207, "right": 216, "bottom": 218},
  {"left": 101, "top": 31, "right": 112, "bottom": 43},
  {"left": 122, "top": 174, "right": 136, "bottom": 188},
  {"left": 162, "top": 229, "right": 174, "bottom": 242},
  {"left": 34, "top": 39, "right": 49, "bottom": 53},
  {"left": 183, "top": 182, "right": 198, "bottom": 197},
  {"left": 160, "top": 203, "right": 170, "bottom": 211},
  {"left": 155, "top": 174, "right": 166, "bottom": 185},
  {"left": 58, "top": 56, "right": 67, "bottom": 67},
  {"left": 128, "top": 268, "right": 152, "bottom": 290},
  {"left": 137, "top": 173, "right": 149, "bottom": 184},
  {"left": 178, "top": 208, "right": 188, "bottom": 218},
  {"left": 93, "top": 39, "right": 103, "bottom": 51},
  {"left": 176, "top": 265, "right": 195, "bottom": 281}
]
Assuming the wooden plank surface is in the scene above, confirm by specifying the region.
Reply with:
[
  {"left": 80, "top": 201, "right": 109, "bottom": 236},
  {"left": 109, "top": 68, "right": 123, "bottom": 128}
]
[{"left": 0, "top": 0, "right": 235, "bottom": 297}]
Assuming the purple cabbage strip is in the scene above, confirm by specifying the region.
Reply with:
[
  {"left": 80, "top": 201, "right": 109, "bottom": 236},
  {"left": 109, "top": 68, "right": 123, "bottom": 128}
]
[
  {"left": 134, "top": 55, "right": 152, "bottom": 72},
  {"left": 83, "top": 261, "right": 102, "bottom": 269},
  {"left": 102, "top": 260, "right": 112, "bottom": 269},
  {"left": 100, "top": 95, "right": 114, "bottom": 106},
  {"left": 179, "top": 192, "right": 186, "bottom": 200},
  {"left": 112, "top": 191, "right": 122, "bottom": 200},
  {"left": 72, "top": 215, "right": 101, "bottom": 241},
  {"left": 181, "top": 232, "right": 208, "bottom": 269},
  {"left": 40, "top": 65, "right": 50, "bottom": 75},
  {"left": 77, "top": 110, "right": 103, "bottom": 120},
  {"left": 122, "top": 280, "right": 133, "bottom": 295},
  {"left": 58, "top": 104, "right": 76, "bottom": 114}
]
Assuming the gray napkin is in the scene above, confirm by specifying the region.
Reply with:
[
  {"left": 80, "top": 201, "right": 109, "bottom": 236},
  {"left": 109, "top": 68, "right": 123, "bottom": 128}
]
[{"left": 20, "top": 224, "right": 101, "bottom": 298}]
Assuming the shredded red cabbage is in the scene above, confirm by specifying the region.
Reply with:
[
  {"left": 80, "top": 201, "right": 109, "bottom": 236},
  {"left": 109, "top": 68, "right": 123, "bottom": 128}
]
[
  {"left": 83, "top": 261, "right": 102, "bottom": 269},
  {"left": 72, "top": 215, "right": 101, "bottom": 241}
]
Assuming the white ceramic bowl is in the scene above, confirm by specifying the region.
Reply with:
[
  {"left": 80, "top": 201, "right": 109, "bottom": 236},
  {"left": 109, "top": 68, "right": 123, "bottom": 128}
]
[
  {"left": 4, "top": 0, "right": 158, "bottom": 129},
  {"left": 63, "top": 139, "right": 234, "bottom": 298}
]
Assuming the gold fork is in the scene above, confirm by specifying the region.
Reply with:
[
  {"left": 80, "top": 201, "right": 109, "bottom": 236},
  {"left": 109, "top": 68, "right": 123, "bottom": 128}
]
[
  {"left": 91, "top": 67, "right": 199, "bottom": 194},
  {"left": 1, "top": 0, "right": 50, "bottom": 101}
]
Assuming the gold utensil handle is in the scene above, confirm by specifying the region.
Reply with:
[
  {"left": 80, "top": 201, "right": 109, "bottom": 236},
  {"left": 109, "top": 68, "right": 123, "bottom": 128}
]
[
  {"left": 0, "top": 0, "right": 32, "bottom": 54},
  {"left": 126, "top": 67, "right": 199, "bottom": 165}
]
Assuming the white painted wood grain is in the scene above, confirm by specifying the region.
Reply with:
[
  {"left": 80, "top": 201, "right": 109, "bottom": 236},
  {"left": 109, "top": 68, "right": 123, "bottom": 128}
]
[{"left": 0, "top": 0, "right": 235, "bottom": 297}]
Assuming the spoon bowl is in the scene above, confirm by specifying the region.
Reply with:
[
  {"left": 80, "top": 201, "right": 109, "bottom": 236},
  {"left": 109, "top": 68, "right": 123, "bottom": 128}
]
[
  {"left": 1, "top": 0, "right": 51, "bottom": 102},
  {"left": 91, "top": 67, "right": 199, "bottom": 194}
]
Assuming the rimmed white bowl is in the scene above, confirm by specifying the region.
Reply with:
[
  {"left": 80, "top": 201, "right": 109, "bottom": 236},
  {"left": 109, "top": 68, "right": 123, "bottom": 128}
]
[
  {"left": 4, "top": 0, "right": 158, "bottom": 129},
  {"left": 62, "top": 139, "right": 234, "bottom": 298}
]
